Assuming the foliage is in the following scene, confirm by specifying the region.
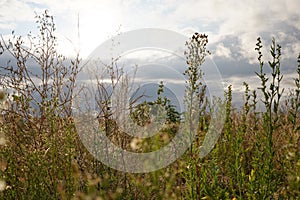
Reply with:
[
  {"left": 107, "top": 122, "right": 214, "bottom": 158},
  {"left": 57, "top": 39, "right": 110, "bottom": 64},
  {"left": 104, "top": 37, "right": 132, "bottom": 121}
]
[
  {"left": 0, "top": 11, "right": 299, "bottom": 200},
  {"left": 129, "top": 81, "right": 180, "bottom": 128}
]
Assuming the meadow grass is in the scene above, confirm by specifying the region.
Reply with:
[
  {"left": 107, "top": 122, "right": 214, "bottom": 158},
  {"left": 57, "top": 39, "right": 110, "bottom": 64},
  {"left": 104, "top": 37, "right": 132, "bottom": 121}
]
[{"left": 0, "top": 11, "right": 299, "bottom": 199}]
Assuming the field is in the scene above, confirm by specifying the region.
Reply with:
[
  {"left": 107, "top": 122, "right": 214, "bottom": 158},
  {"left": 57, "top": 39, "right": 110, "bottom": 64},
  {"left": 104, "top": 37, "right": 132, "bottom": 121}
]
[{"left": 0, "top": 11, "right": 299, "bottom": 200}]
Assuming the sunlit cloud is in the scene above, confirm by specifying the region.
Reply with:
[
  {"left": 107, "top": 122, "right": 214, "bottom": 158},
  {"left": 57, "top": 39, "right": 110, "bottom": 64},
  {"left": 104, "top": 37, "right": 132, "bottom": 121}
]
[
  {"left": 215, "top": 43, "right": 232, "bottom": 59},
  {"left": 1, "top": 0, "right": 299, "bottom": 59},
  {"left": 0, "top": 0, "right": 299, "bottom": 103}
]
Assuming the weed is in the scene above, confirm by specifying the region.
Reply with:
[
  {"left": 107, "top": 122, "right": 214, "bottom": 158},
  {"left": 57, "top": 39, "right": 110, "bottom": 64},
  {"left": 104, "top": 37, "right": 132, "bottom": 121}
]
[{"left": 0, "top": 11, "right": 299, "bottom": 199}]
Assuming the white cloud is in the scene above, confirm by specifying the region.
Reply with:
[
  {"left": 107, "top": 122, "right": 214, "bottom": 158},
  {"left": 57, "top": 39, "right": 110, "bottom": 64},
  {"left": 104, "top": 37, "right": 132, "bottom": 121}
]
[
  {"left": 0, "top": 0, "right": 35, "bottom": 28},
  {"left": 0, "top": 0, "right": 299, "bottom": 63},
  {"left": 1, "top": 0, "right": 299, "bottom": 112},
  {"left": 215, "top": 43, "right": 232, "bottom": 59}
]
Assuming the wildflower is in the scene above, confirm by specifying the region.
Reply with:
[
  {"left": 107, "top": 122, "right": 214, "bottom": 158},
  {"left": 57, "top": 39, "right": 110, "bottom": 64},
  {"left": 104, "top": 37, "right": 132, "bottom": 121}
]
[
  {"left": 0, "top": 137, "right": 6, "bottom": 146},
  {"left": 0, "top": 180, "right": 6, "bottom": 191},
  {"left": 130, "top": 138, "right": 141, "bottom": 150}
]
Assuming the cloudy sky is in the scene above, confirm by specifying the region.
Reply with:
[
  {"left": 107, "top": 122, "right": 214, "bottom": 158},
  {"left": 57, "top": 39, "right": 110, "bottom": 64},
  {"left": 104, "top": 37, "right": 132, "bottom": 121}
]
[{"left": 1, "top": 0, "right": 300, "bottom": 107}]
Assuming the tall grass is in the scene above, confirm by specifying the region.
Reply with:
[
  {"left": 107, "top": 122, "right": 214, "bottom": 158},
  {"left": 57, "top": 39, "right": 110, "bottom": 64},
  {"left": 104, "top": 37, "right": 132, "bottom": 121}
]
[{"left": 0, "top": 11, "right": 299, "bottom": 199}]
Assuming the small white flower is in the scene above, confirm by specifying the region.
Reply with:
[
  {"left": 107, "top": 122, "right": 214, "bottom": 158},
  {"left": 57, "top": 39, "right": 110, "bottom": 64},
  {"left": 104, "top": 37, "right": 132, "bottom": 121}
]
[
  {"left": 0, "top": 180, "right": 6, "bottom": 191},
  {"left": 0, "top": 137, "right": 6, "bottom": 146},
  {"left": 130, "top": 138, "right": 141, "bottom": 150}
]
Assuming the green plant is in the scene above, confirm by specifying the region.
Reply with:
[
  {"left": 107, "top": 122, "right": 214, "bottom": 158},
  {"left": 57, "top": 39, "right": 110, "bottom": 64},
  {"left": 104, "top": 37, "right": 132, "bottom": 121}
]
[
  {"left": 0, "top": 10, "right": 80, "bottom": 199},
  {"left": 1, "top": 10, "right": 300, "bottom": 199},
  {"left": 181, "top": 32, "right": 210, "bottom": 199},
  {"left": 252, "top": 37, "right": 284, "bottom": 198}
]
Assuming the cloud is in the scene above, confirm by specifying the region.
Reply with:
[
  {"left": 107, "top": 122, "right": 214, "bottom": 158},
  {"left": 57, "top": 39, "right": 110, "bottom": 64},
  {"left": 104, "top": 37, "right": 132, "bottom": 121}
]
[
  {"left": 1, "top": 0, "right": 299, "bottom": 59},
  {"left": 215, "top": 43, "right": 232, "bottom": 59},
  {"left": 0, "top": 0, "right": 35, "bottom": 29},
  {"left": 1, "top": 0, "right": 299, "bottom": 100}
]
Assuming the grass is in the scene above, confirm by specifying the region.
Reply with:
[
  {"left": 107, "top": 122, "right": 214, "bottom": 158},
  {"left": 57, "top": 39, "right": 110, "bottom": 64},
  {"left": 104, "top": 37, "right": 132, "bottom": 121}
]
[{"left": 0, "top": 11, "right": 299, "bottom": 199}]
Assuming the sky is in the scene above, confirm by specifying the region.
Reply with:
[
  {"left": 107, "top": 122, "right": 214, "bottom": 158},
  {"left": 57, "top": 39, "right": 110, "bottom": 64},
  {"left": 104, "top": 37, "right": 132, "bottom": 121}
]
[{"left": 0, "top": 0, "right": 300, "bottom": 108}]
